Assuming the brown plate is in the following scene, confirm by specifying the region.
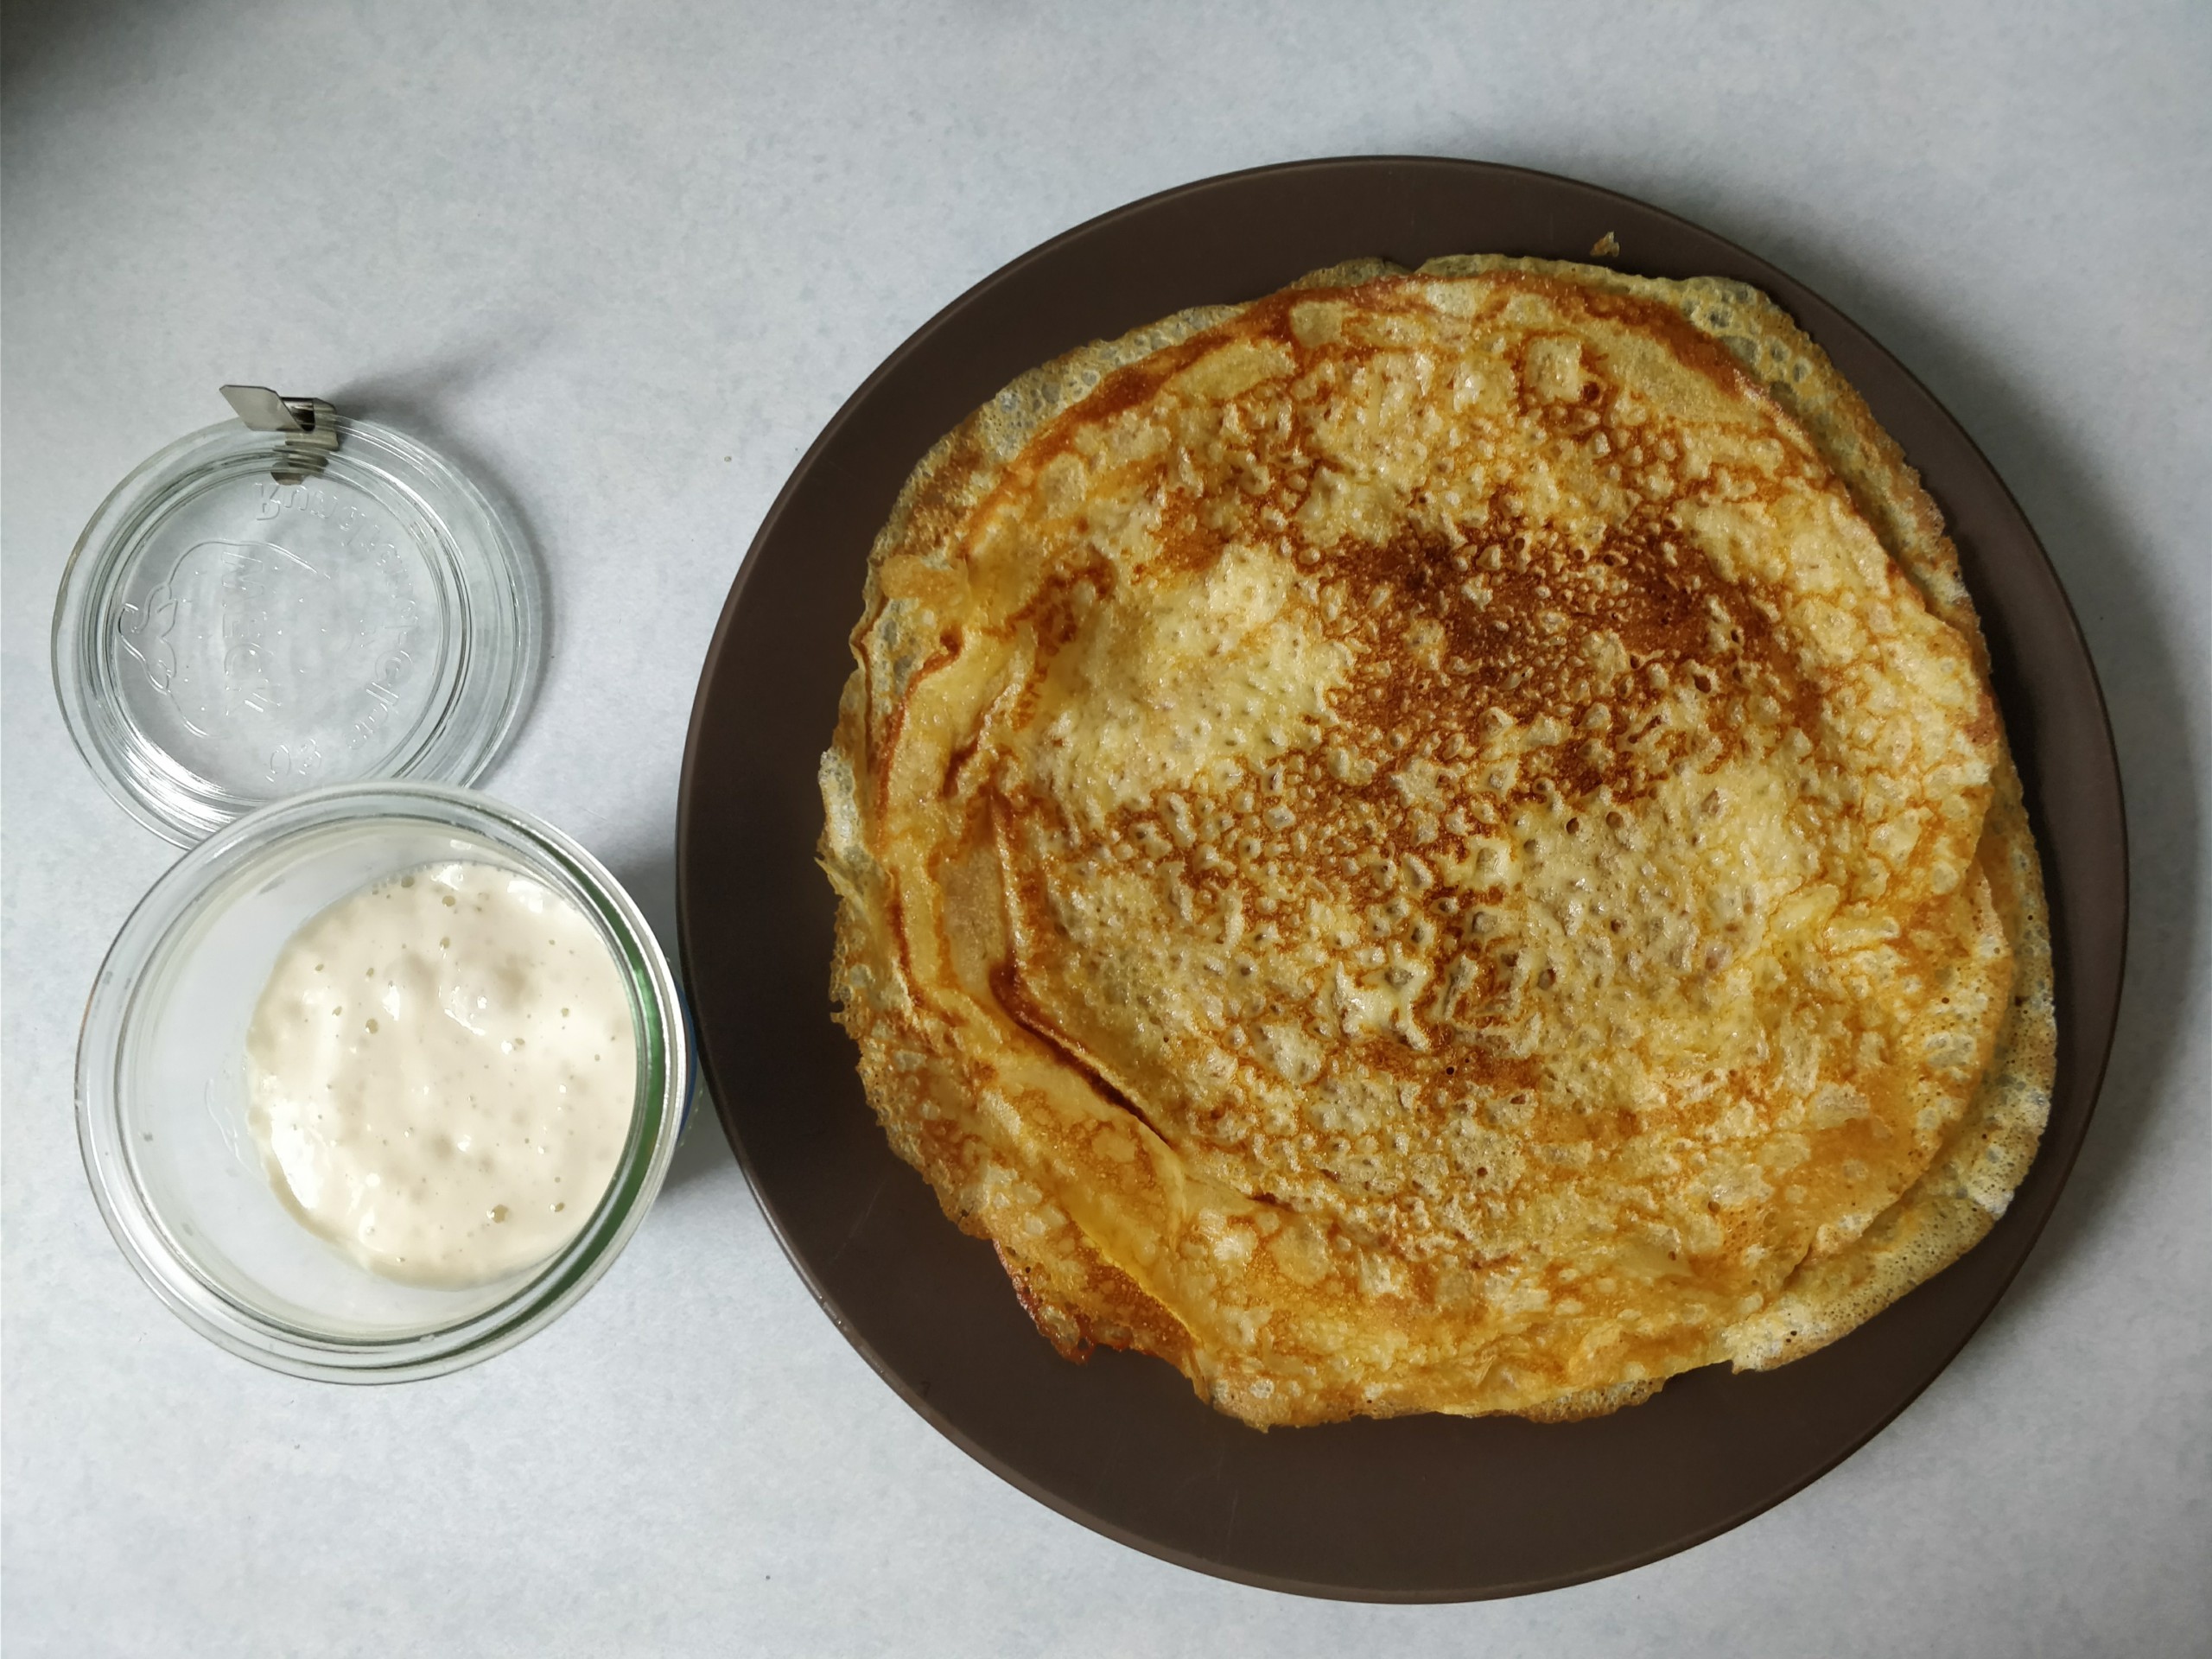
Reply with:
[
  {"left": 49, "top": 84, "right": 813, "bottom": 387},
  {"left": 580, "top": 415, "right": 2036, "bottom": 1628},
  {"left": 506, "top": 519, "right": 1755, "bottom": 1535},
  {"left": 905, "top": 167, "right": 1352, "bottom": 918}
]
[{"left": 676, "top": 157, "right": 2126, "bottom": 1600}]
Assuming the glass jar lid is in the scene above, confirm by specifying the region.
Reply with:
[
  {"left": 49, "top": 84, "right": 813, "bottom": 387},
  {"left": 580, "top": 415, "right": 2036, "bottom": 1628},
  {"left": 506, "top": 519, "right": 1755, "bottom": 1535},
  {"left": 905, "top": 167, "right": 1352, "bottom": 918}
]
[{"left": 53, "top": 388, "right": 541, "bottom": 845}]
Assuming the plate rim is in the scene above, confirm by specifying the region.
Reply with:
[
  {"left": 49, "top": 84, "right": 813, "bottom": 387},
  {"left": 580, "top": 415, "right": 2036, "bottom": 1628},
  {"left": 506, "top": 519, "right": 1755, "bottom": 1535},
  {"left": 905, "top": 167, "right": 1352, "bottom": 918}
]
[{"left": 677, "top": 154, "right": 2126, "bottom": 1601}]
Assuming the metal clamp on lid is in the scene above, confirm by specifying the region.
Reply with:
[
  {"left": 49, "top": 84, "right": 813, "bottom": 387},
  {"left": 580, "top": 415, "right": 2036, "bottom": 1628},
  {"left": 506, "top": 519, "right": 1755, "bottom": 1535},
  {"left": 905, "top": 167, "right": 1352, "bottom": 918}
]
[{"left": 219, "top": 385, "right": 339, "bottom": 484}]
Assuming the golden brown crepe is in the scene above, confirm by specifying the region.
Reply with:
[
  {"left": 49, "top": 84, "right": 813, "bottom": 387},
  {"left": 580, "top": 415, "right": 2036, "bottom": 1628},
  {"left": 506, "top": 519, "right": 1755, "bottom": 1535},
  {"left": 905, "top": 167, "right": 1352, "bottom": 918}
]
[{"left": 819, "top": 256, "right": 2054, "bottom": 1427}]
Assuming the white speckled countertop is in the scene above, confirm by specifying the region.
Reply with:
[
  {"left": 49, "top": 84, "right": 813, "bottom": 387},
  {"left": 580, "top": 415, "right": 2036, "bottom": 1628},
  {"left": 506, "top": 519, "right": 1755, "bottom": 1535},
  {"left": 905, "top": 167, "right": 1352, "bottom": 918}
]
[{"left": 4, "top": 3, "right": 2207, "bottom": 1652}]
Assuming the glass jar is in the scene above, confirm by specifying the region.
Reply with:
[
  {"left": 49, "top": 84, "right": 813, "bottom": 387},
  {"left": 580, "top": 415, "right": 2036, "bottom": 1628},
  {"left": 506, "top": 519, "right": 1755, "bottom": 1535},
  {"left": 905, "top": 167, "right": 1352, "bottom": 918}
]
[{"left": 75, "top": 781, "right": 688, "bottom": 1381}]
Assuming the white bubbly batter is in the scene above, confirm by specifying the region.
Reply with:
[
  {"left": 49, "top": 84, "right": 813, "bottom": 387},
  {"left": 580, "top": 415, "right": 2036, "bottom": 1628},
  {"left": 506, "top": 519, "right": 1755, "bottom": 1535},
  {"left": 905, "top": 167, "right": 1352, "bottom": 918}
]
[{"left": 245, "top": 861, "right": 637, "bottom": 1287}]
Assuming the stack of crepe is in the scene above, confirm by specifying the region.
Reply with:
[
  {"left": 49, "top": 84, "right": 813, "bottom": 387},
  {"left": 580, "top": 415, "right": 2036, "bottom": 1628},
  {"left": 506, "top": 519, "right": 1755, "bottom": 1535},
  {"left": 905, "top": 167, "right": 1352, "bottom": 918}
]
[{"left": 820, "top": 256, "right": 2053, "bottom": 1427}]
